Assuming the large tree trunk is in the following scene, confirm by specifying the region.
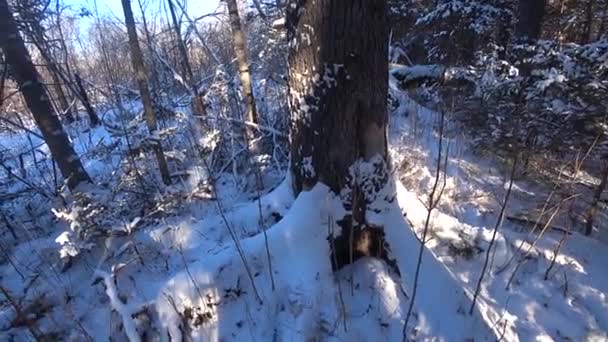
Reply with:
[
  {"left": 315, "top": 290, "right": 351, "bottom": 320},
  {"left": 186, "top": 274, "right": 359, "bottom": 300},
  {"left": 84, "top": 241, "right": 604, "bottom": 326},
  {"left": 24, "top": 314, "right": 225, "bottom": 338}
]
[
  {"left": 0, "top": 0, "right": 90, "bottom": 190},
  {"left": 167, "top": 0, "right": 206, "bottom": 116},
  {"left": 121, "top": 0, "right": 172, "bottom": 185},
  {"left": 287, "top": 0, "right": 393, "bottom": 269},
  {"left": 226, "top": 0, "right": 258, "bottom": 124},
  {"left": 516, "top": 0, "right": 546, "bottom": 42}
]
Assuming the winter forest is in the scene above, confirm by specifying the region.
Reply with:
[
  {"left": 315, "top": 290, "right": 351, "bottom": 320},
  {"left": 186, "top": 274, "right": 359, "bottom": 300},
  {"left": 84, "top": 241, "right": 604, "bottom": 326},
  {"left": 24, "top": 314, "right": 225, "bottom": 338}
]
[{"left": 0, "top": 0, "right": 607, "bottom": 340}]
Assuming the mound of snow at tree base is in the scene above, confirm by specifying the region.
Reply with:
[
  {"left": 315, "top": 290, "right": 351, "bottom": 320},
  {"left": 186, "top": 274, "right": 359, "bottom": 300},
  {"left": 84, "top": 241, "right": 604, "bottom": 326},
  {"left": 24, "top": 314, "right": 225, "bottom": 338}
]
[{"left": 156, "top": 180, "right": 503, "bottom": 341}]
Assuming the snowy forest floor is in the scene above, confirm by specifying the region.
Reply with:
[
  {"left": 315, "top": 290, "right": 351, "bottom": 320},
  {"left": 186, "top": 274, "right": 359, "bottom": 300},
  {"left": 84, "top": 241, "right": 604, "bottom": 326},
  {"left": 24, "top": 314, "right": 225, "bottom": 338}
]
[{"left": 0, "top": 79, "right": 607, "bottom": 341}]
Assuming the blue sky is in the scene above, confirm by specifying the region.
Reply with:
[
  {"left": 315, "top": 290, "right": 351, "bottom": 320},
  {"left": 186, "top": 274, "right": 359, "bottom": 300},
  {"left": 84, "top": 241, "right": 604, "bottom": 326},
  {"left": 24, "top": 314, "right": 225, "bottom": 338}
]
[{"left": 63, "top": 0, "right": 221, "bottom": 24}]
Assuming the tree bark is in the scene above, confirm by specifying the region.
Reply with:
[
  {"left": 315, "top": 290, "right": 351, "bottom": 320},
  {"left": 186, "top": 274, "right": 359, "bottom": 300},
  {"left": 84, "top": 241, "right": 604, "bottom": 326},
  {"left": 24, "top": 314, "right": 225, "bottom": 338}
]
[
  {"left": 0, "top": 0, "right": 91, "bottom": 190},
  {"left": 226, "top": 0, "right": 258, "bottom": 124},
  {"left": 287, "top": 0, "right": 394, "bottom": 269},
  {"left": 74, "top": 73, "right": 101, "bottom": 127},
  {"left": 581, "top": 0, "right": 594, "bottom": 44},
  {"left": 121, "top": 0, "right": 172, "bottom": 185},
  {"left": 516, "top": 0, "right": 546, "bottom": 42}
]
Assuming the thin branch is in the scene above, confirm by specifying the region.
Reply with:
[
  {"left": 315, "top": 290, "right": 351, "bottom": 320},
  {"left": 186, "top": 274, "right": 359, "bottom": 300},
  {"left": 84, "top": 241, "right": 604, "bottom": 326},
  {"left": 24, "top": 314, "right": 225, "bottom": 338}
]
[
  {"left": 469, "top": 155, "right": 518, "bottom": 314},
  {"left": 403, "top": 105, "right": 447, "bottom": 337}
]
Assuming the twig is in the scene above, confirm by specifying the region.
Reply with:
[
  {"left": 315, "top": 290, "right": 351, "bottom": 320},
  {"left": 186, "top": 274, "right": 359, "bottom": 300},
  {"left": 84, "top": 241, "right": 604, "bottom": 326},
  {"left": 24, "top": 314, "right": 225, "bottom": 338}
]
[
  {"left": 0, "top": 286, "right": 43, "bottom": 341},
  {"left": 254, "top": 167, "right": 275, "bottom": 291},
  {"left": 469, "top": 154, "right": 518, "bottom": 315},
  {"left": 194, "top": 115, "right": 287, "bottom": 137},
  {"left": 505, "top": 216, "right": 572, "bottom": 235},
  {"left": 0, "top": 116, "right": 44, "bottom": 139},
  {"left": 403, "top": 105, "right": 447, "bottom": 337},
  {"left": 201, "top": 158, "right": 263, "bottom": 304}
]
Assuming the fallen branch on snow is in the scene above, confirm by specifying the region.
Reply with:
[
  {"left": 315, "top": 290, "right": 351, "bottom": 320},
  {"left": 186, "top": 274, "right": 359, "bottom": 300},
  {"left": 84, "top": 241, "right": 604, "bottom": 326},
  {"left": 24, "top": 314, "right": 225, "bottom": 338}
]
[
  {"left": 506, "top": 215, "right": 572, "bottom": 235},
  {"left": 94, "top": 270, "right": 142, "bottom": 342}
]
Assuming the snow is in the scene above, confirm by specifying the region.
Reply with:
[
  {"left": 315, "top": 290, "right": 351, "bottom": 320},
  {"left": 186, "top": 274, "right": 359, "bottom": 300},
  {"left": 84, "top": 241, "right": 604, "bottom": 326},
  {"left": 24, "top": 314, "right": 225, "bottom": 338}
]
[
  {"left": 0, "top": 70, "right": 607, "bottom": 342},
  {"left": 386, "top": 72, "right": 608, "bottom": 341}
]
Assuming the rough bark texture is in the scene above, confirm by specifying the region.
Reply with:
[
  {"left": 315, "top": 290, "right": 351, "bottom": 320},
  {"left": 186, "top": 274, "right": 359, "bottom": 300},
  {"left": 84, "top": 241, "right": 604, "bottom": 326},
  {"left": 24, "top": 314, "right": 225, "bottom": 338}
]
[
  {"left": 0, "top": 0, "right": 91, "bottom": 190},
  {"left": 74, "top": 73, "right": 101, "bottom": 127},
  {"left": 121, "top": 0, "right": 172, "bottom": 185},
  {"left": 167, "top": 0, "right": 206, "bottom": 116},
  {"left": 287, "top": 0, "right": 393, "bottom": 269},
  {"left": 516, "top": 0, "right": 546, "bottom": 42},
  {"left": 226, "top": 0, "right": 258, "bottom": 124}
]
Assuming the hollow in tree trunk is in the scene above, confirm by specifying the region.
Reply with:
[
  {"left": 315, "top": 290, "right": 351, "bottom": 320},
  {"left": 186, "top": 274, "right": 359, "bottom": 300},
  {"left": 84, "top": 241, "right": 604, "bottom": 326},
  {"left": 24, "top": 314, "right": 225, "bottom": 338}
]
[
  {"left": 287, "top": 0, "right": 396, "bottom": 270},
  {"left": 0, "top": 0, "right": 90, "bottom": 190}
]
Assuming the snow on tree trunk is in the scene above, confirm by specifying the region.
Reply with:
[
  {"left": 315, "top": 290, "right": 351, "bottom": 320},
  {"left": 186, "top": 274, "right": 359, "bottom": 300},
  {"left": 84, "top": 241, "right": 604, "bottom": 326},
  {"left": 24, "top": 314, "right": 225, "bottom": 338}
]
[
  {"left": 0, "top": 0, "right": 91, "bottom": 190},
  {"left": 155, "top": 1, "right": 503, "bottom": 340},
  {"left": 121, "top": 0, "right": 172, "bottom": 185},
  {"left": 287, "top": 0, "right": 393, "bottom": 268},
  {"left": 226, "top": 0, "right": 258, "bottom": 124}
]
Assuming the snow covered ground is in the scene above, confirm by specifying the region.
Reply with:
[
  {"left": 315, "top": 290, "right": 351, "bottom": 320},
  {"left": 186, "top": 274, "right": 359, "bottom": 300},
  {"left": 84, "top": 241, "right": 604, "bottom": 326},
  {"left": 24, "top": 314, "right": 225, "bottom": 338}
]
[{"left": 0, "top": 79, "right": 606, "bottom": 341}]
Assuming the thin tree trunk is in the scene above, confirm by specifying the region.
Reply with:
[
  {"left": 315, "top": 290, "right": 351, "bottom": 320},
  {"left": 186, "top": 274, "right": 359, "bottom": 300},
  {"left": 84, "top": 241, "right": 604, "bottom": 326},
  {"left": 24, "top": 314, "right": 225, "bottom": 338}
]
[
  {"left": 74, "top": 73, "right": 101, "bottom": 127},
  {"left": 49, "top": 68, "right": 75, "bottom": 122},
  {"left": 55, "top": 3, "right": 79, "bottom": 109},
  {"left": 167, "top": 0, "right": 206, "bottom": 116},
  {"left": 581, "top": 0, "right": 594, "bottom": 44},
  {"left": 121, "top": 0, "right": 172, "bottom": 185},
  {"left": 0, "top": 0, "right": 90, "bottom": 190},
  {"left": 25, "top": 15, "right": 100, "bottom": 129},
  {"left": 173, "top": 0, "right": 221, "bottom": 66},
  {"left": 585, "top": 162, "right": 608, "bottom": 236},
  {"left": 168, "top": 0, "right": 193, "bottom": 82},
  {"left": 226, "top": 0, "right": 258, "bottom": 124},
  {"left": 287, "top": 0, "right": 393, "bottom": 269},
  {"left": 597, "top": 1, "right": 607, "bottom": 40}
]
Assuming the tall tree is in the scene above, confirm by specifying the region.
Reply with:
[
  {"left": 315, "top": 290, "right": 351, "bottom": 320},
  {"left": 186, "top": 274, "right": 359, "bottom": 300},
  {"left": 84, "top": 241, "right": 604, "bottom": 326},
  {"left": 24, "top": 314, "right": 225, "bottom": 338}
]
[
  {"left": 516, "top": 0, "right": 546, "bottom": 42},
  {"left": 0, "top": 0, "right": 90, "bottom": 190},
  {"left": 287, "top": 0, "right": 393, "bottom": 268},
  {"left": 74, "top": 73, "right": 101, "bottom": 127},
  {"left": 581, "top": 0, "right": 594, "bottom": 44},
  {"left": 167, "top": 0, "right": 206, "bottom": 116},
  {"left": 121, "top": 0, "right": 172, "bottom": 184},
  {"left": 225, "top": 0, "right": 258, "bottom": 124}
]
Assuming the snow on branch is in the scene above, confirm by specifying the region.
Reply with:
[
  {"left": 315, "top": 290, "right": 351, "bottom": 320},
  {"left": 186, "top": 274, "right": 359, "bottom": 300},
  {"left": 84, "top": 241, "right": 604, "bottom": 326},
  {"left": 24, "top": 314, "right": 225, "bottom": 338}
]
[
  {"left": 95, "top": 270, "right": 142, "bottom": 342},
  {"left": 390, "top": 63, "right": 477, "bottom": 88}
]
